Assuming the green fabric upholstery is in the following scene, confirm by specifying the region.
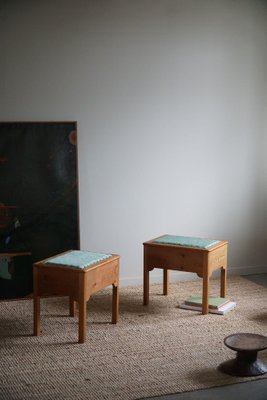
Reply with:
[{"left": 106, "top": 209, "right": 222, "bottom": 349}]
[
  {"left": 44, "top": 250, "right": 112, "bottom": 269},
  {"left": 153, "top": 235, "right": 219, "bottom": 249}
]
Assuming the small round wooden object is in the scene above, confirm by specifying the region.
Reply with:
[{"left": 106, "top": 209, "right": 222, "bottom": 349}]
[{"left": 219, "top": 333, "right": 267, "bottom": 377}]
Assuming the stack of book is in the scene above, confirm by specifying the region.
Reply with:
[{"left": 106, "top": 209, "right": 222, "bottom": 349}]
[{"left": 179, "top": 294, "right": 236, "bottom": 315}]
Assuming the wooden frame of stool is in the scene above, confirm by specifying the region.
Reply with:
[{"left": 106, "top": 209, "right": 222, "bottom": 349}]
[{"left": 33, "top": 251, "right": 120, "bottom": 343}]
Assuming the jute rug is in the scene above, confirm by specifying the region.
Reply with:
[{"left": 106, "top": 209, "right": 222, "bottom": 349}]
[{"left": 0, "top": 276, "right": 267, "bottom": 400}]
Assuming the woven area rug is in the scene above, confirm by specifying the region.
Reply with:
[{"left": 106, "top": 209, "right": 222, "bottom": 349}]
[{"left": 0, "top": 276, "right": 267, "bottom": 400}]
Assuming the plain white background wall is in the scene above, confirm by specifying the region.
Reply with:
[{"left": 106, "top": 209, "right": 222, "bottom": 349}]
[{"left": 1, "top": 0, "right": 267, "bottom": 284}]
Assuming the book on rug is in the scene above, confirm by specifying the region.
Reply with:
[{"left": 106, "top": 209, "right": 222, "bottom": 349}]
[
  {"left": 184, "top": 294, "right": 231, "bottom": 310},
  {"left": 179, "top": 300, "right": 236, "bottom": 315}
]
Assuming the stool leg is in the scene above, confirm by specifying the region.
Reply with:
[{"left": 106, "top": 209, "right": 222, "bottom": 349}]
[
  {"left": 163, "top": 269, "right": 169, "bottom": 295},
  {"left": 112, "top": 283, "right": 119, "bottom": 324},
  {"left": 143, "top": 265, "right": 149, "bottom": 306},
  {"left": 33, "top": 266, "right": 41, "bottom": 336},
  {"left": 78, "top": 274, "right": 87, "bottom": 343},
  {"left": 220, "top": 267, "right": 227, "bottom": 298},
  {"left": 78, "top": 299, "right": 87, "bottom": 344},
  {"left": 202, "top": 272, "right": 209, "bottom": 315},
  {"left": 33, "top": 295, "right": 40, "bottom": 336},
  {"left": 69, "top": 297, "right": 76, "bottom": 317}
]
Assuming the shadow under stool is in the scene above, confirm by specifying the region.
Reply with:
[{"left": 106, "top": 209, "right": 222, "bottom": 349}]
[{"left": 33, "top": 250, "right": 120, "bottom": 343}]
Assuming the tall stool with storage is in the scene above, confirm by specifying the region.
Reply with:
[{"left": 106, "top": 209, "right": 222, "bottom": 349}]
[
  {"left": 143, "top": 234, "right": 228, "bottom": 314},
  {"left": 33, "top": 250, "right": 120, "bottom": 343}
]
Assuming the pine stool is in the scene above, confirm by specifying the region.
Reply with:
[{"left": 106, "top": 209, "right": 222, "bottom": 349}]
[
  {"left": 33, "top": 250, "right": 120, "bottom": 343},
  {"left": 143, "top": 234, "right": 228, "bottom": 314}
]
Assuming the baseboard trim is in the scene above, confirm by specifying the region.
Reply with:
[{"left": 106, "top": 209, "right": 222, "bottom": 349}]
[
  {"left": 228, "top": 264, "right": 267, "bottom": 276},
  {"left": 119, "top": 265, "right": 267, "bottom": 287}
]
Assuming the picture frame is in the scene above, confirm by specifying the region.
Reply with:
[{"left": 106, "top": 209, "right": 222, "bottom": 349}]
[{"left": 0, "top": 121, "right": 80, "bottom": 300}]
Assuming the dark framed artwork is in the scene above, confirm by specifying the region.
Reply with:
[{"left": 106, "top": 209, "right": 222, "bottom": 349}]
[{"left": 0, "top": 122, "right": 79, "bottom": 300}]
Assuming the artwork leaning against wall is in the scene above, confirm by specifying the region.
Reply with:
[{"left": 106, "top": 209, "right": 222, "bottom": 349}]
[{"left": 0, "top": 122, "right": 80, "bottom": 300}]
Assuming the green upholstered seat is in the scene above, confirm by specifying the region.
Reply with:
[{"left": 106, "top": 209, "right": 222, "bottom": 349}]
[
  {"left": 44, "top": 250, "right": 112, "bottom": 269},
  {"left": 153, "top": 235, "right": 219, "bottom": 249}
]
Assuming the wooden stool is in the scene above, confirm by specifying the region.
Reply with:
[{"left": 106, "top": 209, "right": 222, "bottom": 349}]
[
  {"left": 33, "top": 250, "right": 120, "bottom": 343},
  {"left": 219, "top": 333, "right": 267, "bottom": 377},
  {"left": 143, "top": 234, "right": 228, "bottom": 314}
]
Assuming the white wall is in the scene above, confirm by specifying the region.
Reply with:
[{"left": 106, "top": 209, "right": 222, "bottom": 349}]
[{"left": 1, "top": 0, "right": 267, "bottom": 284}]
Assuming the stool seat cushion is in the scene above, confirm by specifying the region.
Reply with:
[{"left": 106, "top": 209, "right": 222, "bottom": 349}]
[
  {"left": 154, "top": 235, "right": 219, "bottom": 249},
  {"left": 44, "top": 250, "right": 112, "bottom": 269}
]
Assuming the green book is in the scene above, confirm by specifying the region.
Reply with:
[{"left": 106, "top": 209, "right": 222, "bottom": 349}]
[{"left": 185, "top": 294, "right": 230, "bottom": 310}]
